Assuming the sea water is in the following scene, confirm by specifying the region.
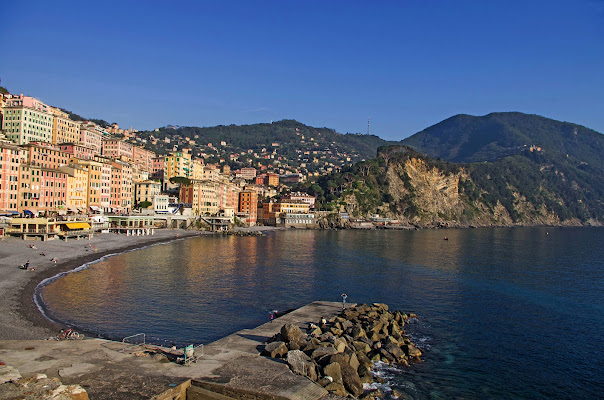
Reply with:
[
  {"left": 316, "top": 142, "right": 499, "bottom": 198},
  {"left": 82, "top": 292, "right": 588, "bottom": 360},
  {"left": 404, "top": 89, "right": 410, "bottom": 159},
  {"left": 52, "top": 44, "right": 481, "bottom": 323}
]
[{"left": 38, "top": 227, "right": 604, "bottom": 399}]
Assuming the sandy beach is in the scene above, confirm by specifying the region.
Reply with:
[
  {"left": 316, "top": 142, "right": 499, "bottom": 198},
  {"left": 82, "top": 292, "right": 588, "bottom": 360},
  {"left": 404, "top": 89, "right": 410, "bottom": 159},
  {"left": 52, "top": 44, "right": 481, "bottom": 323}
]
[{"left": 0, "top": 229, "right": 204, "bottom": 341}]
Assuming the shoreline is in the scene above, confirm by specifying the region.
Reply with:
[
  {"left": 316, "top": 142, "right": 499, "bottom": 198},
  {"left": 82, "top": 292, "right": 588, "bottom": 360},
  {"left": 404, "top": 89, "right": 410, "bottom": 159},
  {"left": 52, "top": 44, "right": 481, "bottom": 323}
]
[{"left": 0, "top": 229, "right": 204, "bottom": 340}]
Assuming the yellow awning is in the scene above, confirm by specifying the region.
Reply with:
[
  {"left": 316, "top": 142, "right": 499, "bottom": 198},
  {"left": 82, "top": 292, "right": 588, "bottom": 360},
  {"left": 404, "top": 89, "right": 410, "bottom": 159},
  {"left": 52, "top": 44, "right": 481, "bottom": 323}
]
[{"left": 65, "top": 222, "right": 91, "bottom": 230}]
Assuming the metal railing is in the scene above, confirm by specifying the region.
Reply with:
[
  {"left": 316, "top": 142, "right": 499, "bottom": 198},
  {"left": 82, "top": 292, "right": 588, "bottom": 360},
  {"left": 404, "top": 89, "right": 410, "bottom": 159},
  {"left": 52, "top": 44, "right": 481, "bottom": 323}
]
[{"left": 120, "top": 333, "right": 145, "bottom": 353}]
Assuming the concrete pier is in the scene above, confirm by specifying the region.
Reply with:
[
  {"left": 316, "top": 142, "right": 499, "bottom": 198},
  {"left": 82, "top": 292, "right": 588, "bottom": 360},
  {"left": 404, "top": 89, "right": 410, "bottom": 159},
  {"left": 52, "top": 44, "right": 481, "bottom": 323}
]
[{"left": 0, "top": 301, "right": 346, "bottom": 399}]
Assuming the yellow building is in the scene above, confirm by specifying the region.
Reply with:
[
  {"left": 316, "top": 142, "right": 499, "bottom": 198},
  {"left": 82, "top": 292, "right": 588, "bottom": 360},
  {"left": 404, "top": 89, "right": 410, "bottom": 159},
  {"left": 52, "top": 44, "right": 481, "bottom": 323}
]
[
  {"left": 164, "top": 151, "right": 192, "bottom": 180},
  {"left": 135, "top": 180, "right": 161, "bottom": 207},
  {"left": 59, "top": 164, "right": 89, "bottom": 211},
  {"left": 49, "top": 107, "right": 80, "bottom": 144},
  {"left": 71, "top": 158, "right": 111, "bottom": 213},
  {"left": 276, "top": 199, "right": 311, "bottom": 214},
  {"left": 180, "top": 181, "right": 219, "bottom": 215}
]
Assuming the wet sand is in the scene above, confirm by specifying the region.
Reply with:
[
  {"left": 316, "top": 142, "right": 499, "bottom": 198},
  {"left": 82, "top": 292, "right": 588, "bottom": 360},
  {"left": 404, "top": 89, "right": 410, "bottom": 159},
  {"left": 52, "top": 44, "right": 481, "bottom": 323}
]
[{"left": 0, "top": 230, "right": 204, "bottom": 340}]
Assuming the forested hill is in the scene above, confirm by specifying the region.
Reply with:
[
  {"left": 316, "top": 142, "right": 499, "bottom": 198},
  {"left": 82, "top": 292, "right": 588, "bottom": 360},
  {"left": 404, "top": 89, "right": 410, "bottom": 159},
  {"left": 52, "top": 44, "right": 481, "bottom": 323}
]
[
  {"left": 401, "top": 112, "right": 604, "bottom": 166},
  {"left": 137, "top": 120, "right": 397, "bottom": 172},
  {"left": 297, "top": 113, "right": 604, "bottom": 227}
]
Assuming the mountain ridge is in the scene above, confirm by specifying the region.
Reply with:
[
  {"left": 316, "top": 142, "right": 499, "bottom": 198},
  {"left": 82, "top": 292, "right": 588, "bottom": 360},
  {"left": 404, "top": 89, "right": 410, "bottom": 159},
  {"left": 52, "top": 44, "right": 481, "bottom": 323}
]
[
  {"left": 401, "top": 111, "right": 604, "bottom": 165},
  {"left": 297, "top": 113, "right": 604, "bottom": 227}
]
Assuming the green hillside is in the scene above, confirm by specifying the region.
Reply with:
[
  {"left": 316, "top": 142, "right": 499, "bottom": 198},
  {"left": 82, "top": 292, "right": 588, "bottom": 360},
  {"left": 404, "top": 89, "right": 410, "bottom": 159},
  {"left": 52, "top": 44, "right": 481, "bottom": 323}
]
[
  {"left": 136, "top": 120, "right": 395, "bottom": 173},
  {"left": 298, "top": 114, "right": 604, "bottom": 226},
  {"left": 402, "top": 112, "right": 604, "bottom": 166}
]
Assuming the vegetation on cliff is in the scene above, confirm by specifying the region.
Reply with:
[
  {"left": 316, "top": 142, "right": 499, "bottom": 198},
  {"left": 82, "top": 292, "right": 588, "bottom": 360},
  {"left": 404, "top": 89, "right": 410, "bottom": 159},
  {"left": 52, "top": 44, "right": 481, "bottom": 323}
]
[{"left": 296, "top": 113, "right": 604, "bottom": 226}]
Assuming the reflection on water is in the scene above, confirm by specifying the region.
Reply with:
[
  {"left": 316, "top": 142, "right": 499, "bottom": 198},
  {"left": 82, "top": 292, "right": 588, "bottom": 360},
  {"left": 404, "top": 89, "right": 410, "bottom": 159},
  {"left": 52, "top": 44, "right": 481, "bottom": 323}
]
[{"left": 40, "top": 227, "right": 604, "bottom": 399}]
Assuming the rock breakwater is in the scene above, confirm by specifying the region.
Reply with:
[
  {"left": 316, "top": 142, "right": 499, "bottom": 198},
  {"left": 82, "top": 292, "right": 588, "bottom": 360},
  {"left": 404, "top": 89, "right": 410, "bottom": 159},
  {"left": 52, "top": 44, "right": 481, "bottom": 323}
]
[{"left": 261, "top": 303, "right": 421, "bottom": 398}]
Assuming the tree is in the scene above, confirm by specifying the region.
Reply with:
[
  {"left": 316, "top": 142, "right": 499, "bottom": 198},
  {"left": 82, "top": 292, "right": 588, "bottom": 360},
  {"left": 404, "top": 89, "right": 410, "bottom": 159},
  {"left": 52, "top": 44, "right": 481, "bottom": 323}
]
[
  {"left": 136, "top": 201, "right": 153, "bottom": 209},
  {"left": 169, "top": 176, "right": 191, "bottom": 185}
]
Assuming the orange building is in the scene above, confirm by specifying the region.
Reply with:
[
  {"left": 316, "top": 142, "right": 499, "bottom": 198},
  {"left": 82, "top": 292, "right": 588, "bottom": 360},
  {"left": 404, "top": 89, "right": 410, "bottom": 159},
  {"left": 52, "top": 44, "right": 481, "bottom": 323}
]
[
  {"left": 266, "top": 173, "right": 279, "bottom": 187},
  {"left": 24, "top": 142, "right": 70, "bottom": 169},
  {"left": 238, "top": 190, "right": 258, "bottom": 225}
]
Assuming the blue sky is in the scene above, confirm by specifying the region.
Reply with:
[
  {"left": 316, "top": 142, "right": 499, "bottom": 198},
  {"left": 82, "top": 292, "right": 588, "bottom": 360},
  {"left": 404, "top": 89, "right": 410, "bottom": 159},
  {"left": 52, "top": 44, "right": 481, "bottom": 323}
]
[{"left": 3, "top": 1, "right": 603, "bottom": 140}]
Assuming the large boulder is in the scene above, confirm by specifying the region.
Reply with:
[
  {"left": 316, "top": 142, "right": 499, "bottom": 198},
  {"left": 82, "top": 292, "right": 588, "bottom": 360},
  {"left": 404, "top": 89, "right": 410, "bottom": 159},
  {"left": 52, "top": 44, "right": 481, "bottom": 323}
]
[
  {"left": 349, "top": 352, "right": 360, "bottom": 371},
  {"left": 379, "top": 348, "right": 395, "bottom": 363},
  {"left": 353, "top": 340, "right": 371, "bottom": 354},
  {"left": 287, "top": 350, "right": 311, "bottom": 376},
  {"left": 384, "top": 343, "right": 405, "bottom": 360},
  {"left": 350, "top": 325, "right": 367, "bottom": 339},
  {"left": 324, "top": 382, "right": 348, "bottom": 397},
  {"left": 339, "top": 359, "right": 364, "bottom": 396},
  {"left": 311, "top": 346, "right": 337, "bottom": 360},
  {"left": 323, "top": 362, "right": 343, "bottom": 384},
  {"left": 262, "top": 341, "right": 288, "bottom": 358},
  {"left": 372, "top": 303, "right": 389, "bottom": 311},
  {"left": 280, "top": 323, "right": 303, "bottom": 343},
  {"left": 402, "top": 343, "right": 422, "bottom": 358},
  {"left": 333, "top": 338, "right": 347, "bottom": 353}
]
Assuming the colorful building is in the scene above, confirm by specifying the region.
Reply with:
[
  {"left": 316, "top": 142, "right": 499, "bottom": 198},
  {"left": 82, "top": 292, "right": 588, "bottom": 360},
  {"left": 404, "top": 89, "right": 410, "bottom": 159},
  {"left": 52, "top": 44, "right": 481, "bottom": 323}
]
[
  {"left": 18, "top": 164, "right": 67, "bottom": 213},
  {"left": 102, "top": 139, "right": 133, "bottom": 160},
  {"left": 79, "top": 123, "right": 103, "bottom": 155},
  {"left": 24, "top": 142, "right": 70, "bottom": 169},
  {"left": 151, "top": 156, "right": 165, "bottom": 181},
  {"left": 134, "top": 180, "right": 161, "bottom": 206},
  {"left": 164, "top": 151, "right": 192, "bottom": 180},
  {"left": 59, "top": 164, "right": 89, "bottom": 211},
  {"left": 0, "top": 141, "right": 26, "bottom": 213},
  {"left": 238, "top": 190, "right": 258, "bottom": 225},
  {"left": 132, "top": 146, "right": 155, "bottom": 173},
  {"left": 50, "top": 107, "right": 80, "bottom": 144},
  {"left": 282, "top": 192, "right": 316, "bottom": 209},
  {"left": 180, "top": 181, "right": 219, "bottom": 215},
  {"left": 110, "top": 160, "right": 133, "bottom": 213},
  {"left": 237, "top": 167, "right": 257, "bottom": 180},
  {"left": 2, "top": 95, "right": 53, "bottom": 145},
  {"left": 58, "top": 143, "right": 98, "bottom": 160},
  {"left": 266, "top": 173, "right": 279, "bottom": 187}
]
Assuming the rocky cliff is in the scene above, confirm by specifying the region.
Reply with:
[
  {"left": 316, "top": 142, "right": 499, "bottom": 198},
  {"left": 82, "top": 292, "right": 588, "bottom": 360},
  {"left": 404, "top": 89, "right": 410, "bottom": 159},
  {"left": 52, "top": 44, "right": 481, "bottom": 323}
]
[{"left": 307, "top": 145, "right": 602, "bottom": 228}]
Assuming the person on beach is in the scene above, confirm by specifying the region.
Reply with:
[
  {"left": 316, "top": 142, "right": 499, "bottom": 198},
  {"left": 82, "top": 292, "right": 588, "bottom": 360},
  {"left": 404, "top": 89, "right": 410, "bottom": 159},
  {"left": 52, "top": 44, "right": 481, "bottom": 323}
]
[
  {"left": 341, "top": 293, "right": 348, "bottom": 309},
  {"left": 25, "top": 261, "right": 30, "bottom": 269}
]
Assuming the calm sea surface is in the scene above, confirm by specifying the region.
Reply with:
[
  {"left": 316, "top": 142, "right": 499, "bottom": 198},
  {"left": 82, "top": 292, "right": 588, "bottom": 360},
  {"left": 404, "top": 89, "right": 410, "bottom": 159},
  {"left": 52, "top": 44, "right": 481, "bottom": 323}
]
[{"left": 39, "top": 228, "right": 604, "bottom": 399}]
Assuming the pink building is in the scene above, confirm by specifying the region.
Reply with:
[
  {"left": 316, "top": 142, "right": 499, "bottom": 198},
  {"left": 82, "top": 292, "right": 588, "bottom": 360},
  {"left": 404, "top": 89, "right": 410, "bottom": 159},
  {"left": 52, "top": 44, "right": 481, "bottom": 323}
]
[
  {"left": 79, "top": 123, "right": 103, "bottom": 155},
  {"left": 237, "top": 167, "right": 257, "bottom": 180},
  {"left": 58, "top": 143, "right": 97, "bottom": 160},
  {"left": 18, "top": 164, "right": 67, "bottom": 213},
  {"left": 0, "top": 141, "right": 26, "bottom": 213},
  {"left": 151, "top": 157, "right": 165, "bottom": 181},
  {"left": 132, "top": 146, "right": 155, "bottom": 173},
  {"left": 110, "top": 160, "right": 132, "bottom": 213},
  {"left": 102, "top": 139, "right": 133, "bottom": 160}
]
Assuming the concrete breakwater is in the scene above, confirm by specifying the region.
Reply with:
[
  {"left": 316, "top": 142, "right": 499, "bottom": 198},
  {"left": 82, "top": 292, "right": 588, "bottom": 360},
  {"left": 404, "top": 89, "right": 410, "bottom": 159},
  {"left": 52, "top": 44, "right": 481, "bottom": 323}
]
[
  {"left": 262, "top": 303, "right": 421, "bottom": 398},
  {"left": 0, "top": 301, "right": 421, "bottom": 399}
]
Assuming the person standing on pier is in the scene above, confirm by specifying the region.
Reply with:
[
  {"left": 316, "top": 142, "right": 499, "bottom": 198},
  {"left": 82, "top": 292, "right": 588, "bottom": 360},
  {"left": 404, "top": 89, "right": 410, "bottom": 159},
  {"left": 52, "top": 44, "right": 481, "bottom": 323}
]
[{"left": 341, "top": 293, "right": 348, "bottom": 309}]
